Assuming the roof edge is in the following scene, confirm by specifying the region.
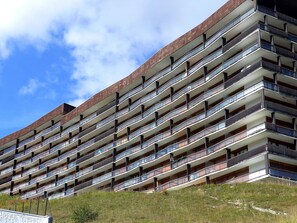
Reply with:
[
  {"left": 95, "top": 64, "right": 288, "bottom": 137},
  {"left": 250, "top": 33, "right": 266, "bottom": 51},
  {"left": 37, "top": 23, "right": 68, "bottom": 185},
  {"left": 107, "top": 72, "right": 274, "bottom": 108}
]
[{"left": 0, "top": 103, "right": 75, "bottom": 147}]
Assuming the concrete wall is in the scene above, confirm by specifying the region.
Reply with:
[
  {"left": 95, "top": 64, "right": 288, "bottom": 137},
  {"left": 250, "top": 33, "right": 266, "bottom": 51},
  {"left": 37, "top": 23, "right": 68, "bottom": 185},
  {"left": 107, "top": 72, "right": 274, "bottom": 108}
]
[{"left": 0, "top": 209, "right": 52, "bottom": 223}]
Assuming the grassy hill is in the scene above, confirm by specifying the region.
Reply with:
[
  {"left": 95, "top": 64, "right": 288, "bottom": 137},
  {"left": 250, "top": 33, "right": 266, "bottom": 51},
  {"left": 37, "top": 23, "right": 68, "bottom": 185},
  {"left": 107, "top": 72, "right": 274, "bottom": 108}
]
[{"left": 1, "top": 182, "right": 297, "bottom": 223}]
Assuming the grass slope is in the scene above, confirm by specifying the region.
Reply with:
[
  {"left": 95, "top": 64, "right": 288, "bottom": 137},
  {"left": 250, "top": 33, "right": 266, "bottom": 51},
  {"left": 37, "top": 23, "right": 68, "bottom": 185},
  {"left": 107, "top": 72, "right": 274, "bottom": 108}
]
[{"left": 1, "top": 182, "right": 297, "bottom": 223}]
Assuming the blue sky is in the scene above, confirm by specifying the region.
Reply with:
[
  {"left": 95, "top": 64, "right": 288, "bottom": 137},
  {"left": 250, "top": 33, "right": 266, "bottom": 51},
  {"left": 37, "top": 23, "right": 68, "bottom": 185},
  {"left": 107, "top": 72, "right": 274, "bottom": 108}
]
[{"left": 0, "top": 0, "right": 227, "bottom": 138}]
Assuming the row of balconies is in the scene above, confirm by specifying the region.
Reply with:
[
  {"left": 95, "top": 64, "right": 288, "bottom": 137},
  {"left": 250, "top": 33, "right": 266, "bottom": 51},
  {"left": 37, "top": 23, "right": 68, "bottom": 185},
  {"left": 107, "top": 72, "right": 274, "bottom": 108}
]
[
  {"left": 2, "top": 7, "right": 297, "bottom": 199},
  {"left": 16, "top": 107, "right": 297, "bottom": 199},
  {"left": 2, "top": 67, "right": 296, "bottom": 194}
]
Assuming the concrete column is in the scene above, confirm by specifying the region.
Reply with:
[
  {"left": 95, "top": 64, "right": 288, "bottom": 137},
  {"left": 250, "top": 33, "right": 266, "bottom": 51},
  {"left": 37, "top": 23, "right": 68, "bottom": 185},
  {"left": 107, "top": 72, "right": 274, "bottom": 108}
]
[
  {"left": 291, "top": 118, "right": 296, "bottom": 131},
  {"left": 273, "top": 73, "right": 277, "bottom": 85},
  {"left": 142, "top": 76, "right": 145, "bottom": 88},
  {"left": 224, "top": 109, "right": 229, "bottom": 121},
  {"left": 186, "top": 128, "right": 191, "bottom": 144},
  {"left": 115, "top": 92, "right": 119, "bottom": 105},
  {"left": 225, "top": 148, "right": 231, "bottom": 160},
  {"left": 140, "top": 135, "right": 144, "bottom": 149},
  {"left": 265, "top": 153, "right": 270, "bottom": 175},
  {"left": 170, "top": 56, "right": 174, "bottom": 69},
  {"left": 169, "top": 153, "right": 174, "bottom": 169},
  {"left": 156, "top": 81, "right": 159, "bottom": 94},
  {"left": 113, "top": 134, "right": 117, "bottom": 147},
  {"left": 222, "top": 37, "right": 226, "bottom": 47},
  {"left": 284, "top": 23, "right": 288, "bottom": 33},
  {"left": 155, "top": 112, "right": 159, "bottom": 126},
  {"left": 203, "top": 66, "right": 208, "bottom": 81},
  {"left": 271, "top": 112, "right": 276, "bottom": 125},
  {"left": 205, "top": 137, "right": 209, "bottom": 149},
  {"left": 170, "top": 119, "right": 174, "bottom": 135},
  {"left": 186, "top": 61, "right": 190, "bottom": 76},
  {"left": 127, "top": 127, "right": 130, "bottom": 140},
  {"left": 125, "top": 157, "right": 129, "bottom": 171},
  {"left": 112, "top": 148, "right": 117, "bottom": 162},
  {"left": 203, "top": 33, "right": 206, "bottom": 47},
  {"left": 128, "top": 99, "right": 132, "bottom": 111},
  {"left": 204, "top": 101, "right": 208, "bottom": 115},
  {"left": 206, "top": 176, "right": 210, "bottom": 184},
  {"left": 223, "top": 72, "right": 228, "bottom": 82},
  {"left": 186, "top": 164, "right": 191, "bottom": 181},
  {"left": 186, "top": 94, "right": 190, "bottom": 109},
  {"left": 153, "top": 177, "right": 158, "bottom": 191},
  {"left": 141, "top": 105, "right": 145, "bottom": 118}
]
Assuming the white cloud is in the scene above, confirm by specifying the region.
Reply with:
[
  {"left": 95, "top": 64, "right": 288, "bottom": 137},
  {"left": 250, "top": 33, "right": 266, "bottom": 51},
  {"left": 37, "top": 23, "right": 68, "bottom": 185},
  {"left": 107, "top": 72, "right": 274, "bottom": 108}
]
[
  {"left": 0, "top": 0, "right": 228, "bottom": 106},
  {"left": 19, "top": 78, "right": 45, "bottom": 95}
]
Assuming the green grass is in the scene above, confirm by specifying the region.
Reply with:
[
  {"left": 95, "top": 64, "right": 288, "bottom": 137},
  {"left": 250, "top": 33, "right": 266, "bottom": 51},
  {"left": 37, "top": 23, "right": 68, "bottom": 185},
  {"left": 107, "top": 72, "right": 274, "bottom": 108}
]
[{"left": 1, "top": 182, "right": 297, "bottom": 222}]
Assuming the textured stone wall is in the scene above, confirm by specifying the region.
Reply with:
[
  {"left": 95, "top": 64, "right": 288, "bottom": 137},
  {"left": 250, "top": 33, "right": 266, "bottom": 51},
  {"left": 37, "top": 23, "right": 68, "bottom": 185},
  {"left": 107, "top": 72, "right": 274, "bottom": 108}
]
[{"left": 0, "top": 209, "right": 52, "bottom": 223}]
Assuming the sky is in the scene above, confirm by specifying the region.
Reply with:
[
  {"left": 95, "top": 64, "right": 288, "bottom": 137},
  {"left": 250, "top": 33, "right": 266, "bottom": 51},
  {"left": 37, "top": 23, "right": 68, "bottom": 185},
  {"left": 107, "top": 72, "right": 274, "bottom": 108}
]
[{"left": 0, "top": 0, "right": 228, "bottom": 138}]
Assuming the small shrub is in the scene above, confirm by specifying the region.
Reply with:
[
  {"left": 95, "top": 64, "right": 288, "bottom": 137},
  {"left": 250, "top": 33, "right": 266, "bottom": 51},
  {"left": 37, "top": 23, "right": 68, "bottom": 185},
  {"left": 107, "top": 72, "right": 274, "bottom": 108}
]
[{"left": 71, "top": 204, "right": 98, "bottom": 223}]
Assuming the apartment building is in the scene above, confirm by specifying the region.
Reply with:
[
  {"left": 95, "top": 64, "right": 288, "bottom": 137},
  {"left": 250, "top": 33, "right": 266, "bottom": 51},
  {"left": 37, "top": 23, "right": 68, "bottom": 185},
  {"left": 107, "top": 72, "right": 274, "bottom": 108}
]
[{"left": 1, "top": 0, "right": 297, "bottom": 200}]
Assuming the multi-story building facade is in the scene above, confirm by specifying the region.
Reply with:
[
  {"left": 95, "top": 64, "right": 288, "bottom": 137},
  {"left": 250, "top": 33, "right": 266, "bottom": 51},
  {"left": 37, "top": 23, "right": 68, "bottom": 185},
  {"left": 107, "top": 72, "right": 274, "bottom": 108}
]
[{"left": 1, "top": 0, "right": 297, "bottom": 200}]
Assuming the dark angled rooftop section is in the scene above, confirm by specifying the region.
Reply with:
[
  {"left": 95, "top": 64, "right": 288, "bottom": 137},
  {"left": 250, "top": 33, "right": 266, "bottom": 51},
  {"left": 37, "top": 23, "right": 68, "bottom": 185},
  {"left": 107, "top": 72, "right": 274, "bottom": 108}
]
[{"left": 258, "top": 0, "right": 297, "bottom": 19}]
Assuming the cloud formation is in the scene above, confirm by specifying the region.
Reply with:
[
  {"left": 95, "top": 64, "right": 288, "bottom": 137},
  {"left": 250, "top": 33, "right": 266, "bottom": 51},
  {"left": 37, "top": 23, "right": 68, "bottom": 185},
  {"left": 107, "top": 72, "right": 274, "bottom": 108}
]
[{"left": 0, "top": 0, "right": 228, "bottom": 106}]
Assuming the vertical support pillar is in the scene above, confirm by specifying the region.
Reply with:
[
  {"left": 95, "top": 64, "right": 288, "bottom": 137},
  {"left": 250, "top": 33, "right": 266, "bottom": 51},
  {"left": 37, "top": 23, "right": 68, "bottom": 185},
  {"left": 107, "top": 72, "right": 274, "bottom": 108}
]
[
  {"left": 284, "top": 23, "right": 288, "bottom": 33},
  {"left": 204, "top": 101, "right": 208, "bottom": 116},
  {"left": 203, "top": 66, "right": 208, "bottom": 81},
  {"left": 170, "top": 119, "right": 174, "bottom": 135},
  {"left": 115, "top": 92, "right": 119, "bottom": 105},
  {"left": 293, "top": 118, "right": 296, "bottom": 131},
  {"left": 169, "top": 153, "right": 174, "bottom": 169},
  {"left": 113, "top": 134, "right": 117, "bottom": 147},
  {"left": 127, "top": 127, "right": 130, "bottom": 140},
  {"left": 142, "top": 76, "right": 145, "bottom": 88},
  {"left": 270, "top": 35, "right": 274, "bottom": 47},
  {"left": 139, "top": 167, "right": 143, "bottom": 177},
  {"left": 186, "top": 61, "right": 190, "bottom": 76},
  {"left": 264, "top": 15, "right": 268, "bottom": 26},
  {"left": 153, "top": 177, "right": 158, "bottom": 191},
  {"left": 186, "top": 94, "right": 190, "bottom": 109},
  {"left": 128, "top": 99, "right": 132, "bottom": 111},
  {"left": 205, "top": 137, "right": 209, "bottom": 150},
  {"left": 225, "top": 148, "right": 231, "bottom": 160},
  {"left": 271, "top": 112, "right": 276, "bottom": 125},
  {"left": 291, "top": 43, "right": 295, "bottom": 53},
  {"left": 114, "top": 120, "right": 118, "bottom": 132},
  {"left": 141, "top": 105, "right": 145, "bottom": 118},
  {"left": 224, "top": 109, "right": 229, "bottom": 121},
  {"left": 186, "top": 164, "right": 191, "bottom": 181},
  {"left": 293, "top": 61, "right": 297, "bottom": 73},
  {"left": 261, "top": 89, "right": 265, "bottom": 108},
  {"left": 125, "top": 157, "right": 129, "bottom": 171},
  {"left": 203, "top": 33, "right": 206, "bottom": 47},
  {"left": 140, "top": 135, "right": 144, "bottom": 149},
  {"left": 273, "top": 73, "right": 277, "bottom": 85},
  {"left": 186, "top": 128, "right": 191, "bottom": 144},
  {"left": 222, "top": 37, "right": 226, "bottom": 47},
  {"left": 112, "top": 148, "right": 117, "bottom": 162},
  {"left": 170, "top": 56, "right": 174, "bottom": 69},
  {"left": 265, "top": 153, "right": 270, "bottom": 175},
  {"left": 206, "top": 176, "right": 210, "bottom": 185},
  {"left": 223, "top": 72, "right": 228, "bottom": 82},
  {"left": 277, "top": 56, "right": 281, "bottom": 67},
  {"left": 156, "top": 81, "right": 159, "bottom": 94}
]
